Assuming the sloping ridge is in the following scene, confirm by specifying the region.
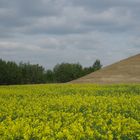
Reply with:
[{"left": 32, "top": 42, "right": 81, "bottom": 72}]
[{"left": 71, "top": 54, "right": 140, "bottom": 84}]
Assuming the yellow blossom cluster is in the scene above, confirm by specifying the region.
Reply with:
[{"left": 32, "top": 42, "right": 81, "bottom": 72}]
[{"left": 0, "top": 84, "right": 140, "bottom": 139}]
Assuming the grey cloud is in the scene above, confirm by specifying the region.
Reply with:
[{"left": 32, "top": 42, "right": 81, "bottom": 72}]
[
  {"left": 17, "top": 0, "right": 64, "bottom": 17},
  {"left": 0, "top": 0, "right": 13, "bottom": 8},
  {"left": 71, "top": 0, "right": 140, "bottom": 10},
  {"left": 0, "top": 0, "right": 140, "bottom": 68},
  {"left": 0, "top": 0, "right": 139, "bottom": 36},
  {"left": 0, "top": 0, "right": 66, "bottom": 31}
]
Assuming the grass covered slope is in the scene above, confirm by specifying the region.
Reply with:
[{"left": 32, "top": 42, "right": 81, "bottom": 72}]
[
  {"left": 71, "top": 54, "right": 140, "bottom": 84},
  {"left": 0, "top": 84, "right": 140, "bottom": 139}
]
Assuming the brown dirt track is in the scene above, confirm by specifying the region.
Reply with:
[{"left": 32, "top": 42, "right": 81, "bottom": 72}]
[{"left": 70, "top": 54, "right": 140, "bottom": 84}]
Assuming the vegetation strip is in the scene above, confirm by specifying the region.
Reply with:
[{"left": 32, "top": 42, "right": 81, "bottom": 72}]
[{"left": 0, "top": 84, "right": 140, "bottom": 139}]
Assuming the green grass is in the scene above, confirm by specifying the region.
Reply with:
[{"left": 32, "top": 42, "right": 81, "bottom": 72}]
[{"left": 0, "top": 84, "right": 140, "bottom": 140}]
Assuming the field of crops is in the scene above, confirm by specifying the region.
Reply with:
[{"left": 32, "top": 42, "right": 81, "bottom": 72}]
[{"left": 0, "top": 84, "right": 140, "bottom": 140}]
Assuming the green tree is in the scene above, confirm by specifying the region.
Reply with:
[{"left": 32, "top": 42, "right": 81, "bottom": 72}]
[
  {"left": 19, "top": 62, "right": 45, "bottom": 84},
  {"left": 45, "top": 70, "right": 55, "bottom": 83},
  {"left": 6, "top": 61, "right": 22, "bottom": 84},
  {"left": 0, "top": 59, "right": 7, "bottom": 84},
  {"left": 0, "top": 58, "right": 102, "bottom": 84},
  {"left": 53, "top": 63, "right": 83, "bottom": 83},
  {"left": 92, "top": 59, "right": 102, "bottom": 71}
]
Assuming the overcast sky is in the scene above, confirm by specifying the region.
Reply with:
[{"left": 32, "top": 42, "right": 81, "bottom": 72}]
[{"left": 0, "top": 0, "right": 140, "bottom": 69}]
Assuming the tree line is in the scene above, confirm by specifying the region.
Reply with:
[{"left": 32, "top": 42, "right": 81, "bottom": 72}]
[{"left": 0, "top": 59, "right": 102, "bottom": 85}]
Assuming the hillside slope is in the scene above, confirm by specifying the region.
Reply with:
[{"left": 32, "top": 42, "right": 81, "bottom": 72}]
[{"left": 71, "top": 54, "right": 140, "bottom": 84}]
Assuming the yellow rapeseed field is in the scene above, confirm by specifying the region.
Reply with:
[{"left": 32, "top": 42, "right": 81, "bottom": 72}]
[{"left": 0, "top": 84, "right": 140, "bottom": 140}]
